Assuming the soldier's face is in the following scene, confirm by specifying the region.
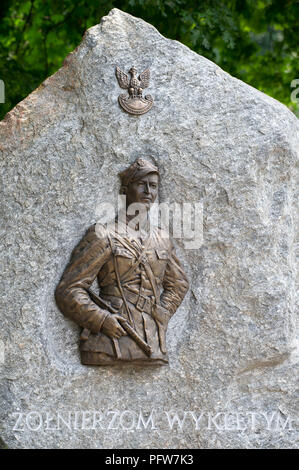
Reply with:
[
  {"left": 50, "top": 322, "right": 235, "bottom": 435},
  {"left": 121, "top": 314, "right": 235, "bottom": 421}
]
[{"left": 126, "top": 173, "right": 159, "bottom": 210}]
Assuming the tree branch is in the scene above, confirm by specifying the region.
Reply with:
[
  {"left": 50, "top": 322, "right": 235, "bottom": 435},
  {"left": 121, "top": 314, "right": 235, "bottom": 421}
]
[{"left": 15, "top": 0, "right": 35, "bottom": 56}]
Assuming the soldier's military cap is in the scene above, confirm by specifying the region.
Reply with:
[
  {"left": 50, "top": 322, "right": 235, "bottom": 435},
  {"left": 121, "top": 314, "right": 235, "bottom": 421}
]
[{"left": 119, "top": 158, "right": 159, "bottom": 187}]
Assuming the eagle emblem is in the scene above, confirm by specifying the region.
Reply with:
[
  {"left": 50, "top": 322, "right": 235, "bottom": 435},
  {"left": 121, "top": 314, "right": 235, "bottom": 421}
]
[{"left": 115, "top": 66, "right": 154, "bottom": 115}]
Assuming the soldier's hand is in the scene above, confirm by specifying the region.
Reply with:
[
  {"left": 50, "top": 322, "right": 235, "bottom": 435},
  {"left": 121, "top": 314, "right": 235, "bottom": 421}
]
[{"left": 101, "top": 314, "right": 126, "bottom": 339}]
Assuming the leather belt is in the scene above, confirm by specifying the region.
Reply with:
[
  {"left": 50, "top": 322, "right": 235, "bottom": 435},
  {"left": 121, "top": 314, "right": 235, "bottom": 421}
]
[
  {"left": 125, "top": 290, "right": 155, "bottom": 314},
  {"left": 102, "top": 288, "right": 155, "bottom": 315}
]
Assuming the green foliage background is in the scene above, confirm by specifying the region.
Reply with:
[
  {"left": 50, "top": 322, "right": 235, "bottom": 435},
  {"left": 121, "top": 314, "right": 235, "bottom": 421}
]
[{"left": 0, "top": 0, "right": 298, "bottom": 120}]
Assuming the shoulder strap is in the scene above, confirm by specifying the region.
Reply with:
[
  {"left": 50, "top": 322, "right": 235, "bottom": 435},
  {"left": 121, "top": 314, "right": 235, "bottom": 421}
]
[
  {"left": 107, "top": 231, "right": 135, "bottom": 328},
  {"left": 120, "top": 234, "right": 152, "bottom": 284},
  {"left": 142, "top": 261, "right": 160, "bottom": 306}
]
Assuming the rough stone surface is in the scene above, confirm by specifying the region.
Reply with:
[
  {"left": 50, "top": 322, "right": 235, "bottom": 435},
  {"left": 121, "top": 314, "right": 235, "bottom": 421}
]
[{"left": 0, "top": 9, "right": 298, "bottom": 449}]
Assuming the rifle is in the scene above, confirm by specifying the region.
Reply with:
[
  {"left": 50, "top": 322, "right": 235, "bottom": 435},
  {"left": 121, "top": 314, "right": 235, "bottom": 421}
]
[{"left": 81, "top": 288, "right": 152, "bottom": 358}]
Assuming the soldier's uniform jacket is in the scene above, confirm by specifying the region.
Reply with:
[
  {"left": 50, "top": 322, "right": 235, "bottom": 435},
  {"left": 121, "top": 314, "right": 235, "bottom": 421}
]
[{"left": 55, "top": 219, "right": 189, "bottom": 366}]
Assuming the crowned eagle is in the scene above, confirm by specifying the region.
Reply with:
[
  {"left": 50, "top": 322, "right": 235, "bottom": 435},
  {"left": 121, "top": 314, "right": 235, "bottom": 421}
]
[{"left": 115, "top": 66, "right": 150, "bottom": 98}]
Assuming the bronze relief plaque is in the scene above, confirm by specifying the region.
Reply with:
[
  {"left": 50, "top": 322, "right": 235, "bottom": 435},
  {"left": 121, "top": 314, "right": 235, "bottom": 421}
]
[{"left": 55, "top": 158, "right": 189, "bottom": 366}]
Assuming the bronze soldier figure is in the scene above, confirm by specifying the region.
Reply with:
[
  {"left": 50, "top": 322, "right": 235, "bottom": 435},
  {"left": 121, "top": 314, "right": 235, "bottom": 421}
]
[{"left": 55, "top": 158, "right": 189, "bottom": 366}]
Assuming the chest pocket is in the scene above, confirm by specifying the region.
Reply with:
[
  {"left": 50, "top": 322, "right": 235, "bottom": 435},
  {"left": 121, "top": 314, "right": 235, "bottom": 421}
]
[
  {"left": 149, "top": 249, "right": 169, "bottom": 278},
  {"left": 156, "top": 249, "right": 169, "bottom": 260},
  {"left": 114, "top": 247, "right": 134, "bottom": 258},
  {"left": 114, "top": 247, "right": 135, "bottom": 277}
]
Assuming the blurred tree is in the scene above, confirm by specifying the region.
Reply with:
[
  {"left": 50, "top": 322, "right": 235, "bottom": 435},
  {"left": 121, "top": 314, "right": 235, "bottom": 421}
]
[{"left": 0, "top": 0, "right": 298, "bottom": 120}]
